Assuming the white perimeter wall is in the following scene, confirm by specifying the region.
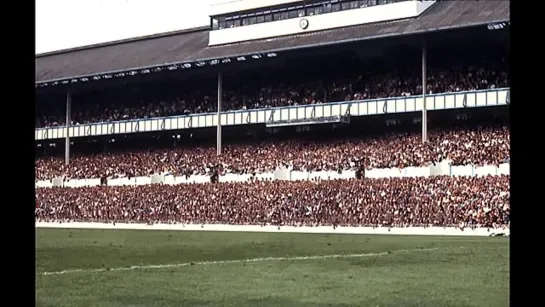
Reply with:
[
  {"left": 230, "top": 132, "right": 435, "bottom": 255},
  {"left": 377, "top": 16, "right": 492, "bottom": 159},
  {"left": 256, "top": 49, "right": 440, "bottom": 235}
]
[
  {"left": 210, "top": 0, "right": 303, "bottom": 16},
  {"left": 36, "top": 222, "right": 509, "bottom": 237}
]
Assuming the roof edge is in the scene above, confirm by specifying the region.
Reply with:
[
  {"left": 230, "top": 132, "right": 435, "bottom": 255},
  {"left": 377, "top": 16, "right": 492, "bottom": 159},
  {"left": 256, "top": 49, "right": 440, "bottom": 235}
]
[
  {"left": 36, "top": 20, "right": 509, "bottom": 85},
  {"left": 36, "top": 26, "right": 210, "bottom": 58}
]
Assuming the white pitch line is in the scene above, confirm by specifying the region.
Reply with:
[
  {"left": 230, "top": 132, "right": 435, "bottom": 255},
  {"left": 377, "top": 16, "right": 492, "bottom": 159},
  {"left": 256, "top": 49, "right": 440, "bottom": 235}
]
[{"left": 41, "top": 247, "right": 441, "bottom": 276}]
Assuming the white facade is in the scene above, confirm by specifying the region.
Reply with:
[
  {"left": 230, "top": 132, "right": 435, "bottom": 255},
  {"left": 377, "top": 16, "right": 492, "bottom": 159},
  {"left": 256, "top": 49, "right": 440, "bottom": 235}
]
[
  {"left": 210, "top": 0, "right": 304, "bottom": 16},
  {"left": 209, "top": 1, "right": 436, "bottom": 45}
]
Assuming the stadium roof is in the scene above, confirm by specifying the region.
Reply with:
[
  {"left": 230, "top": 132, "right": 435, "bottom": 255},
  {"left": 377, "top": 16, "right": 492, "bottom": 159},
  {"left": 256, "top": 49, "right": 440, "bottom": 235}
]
[{"left": 36, "top": 0, "right": 509, "bottom": 84}]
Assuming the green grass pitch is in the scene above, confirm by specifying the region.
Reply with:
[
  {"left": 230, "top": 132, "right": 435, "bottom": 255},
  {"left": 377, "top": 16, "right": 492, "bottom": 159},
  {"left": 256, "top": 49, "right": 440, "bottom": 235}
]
[{"left": 36, "top": 228, "right": 509, "bottom": 307}]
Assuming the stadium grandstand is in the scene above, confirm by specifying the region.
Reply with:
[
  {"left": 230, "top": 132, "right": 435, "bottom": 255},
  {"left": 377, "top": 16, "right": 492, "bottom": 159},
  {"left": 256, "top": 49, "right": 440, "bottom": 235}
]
[
  {"left": 36, "top": 1, "right": 510, "bottom": 305},
  {"left": 35, "top": 0, "right": 509, "bottom": 230}
]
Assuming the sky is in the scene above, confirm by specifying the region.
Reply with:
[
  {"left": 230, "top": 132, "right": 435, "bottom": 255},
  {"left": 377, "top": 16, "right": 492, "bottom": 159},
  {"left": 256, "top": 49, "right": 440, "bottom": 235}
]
[{"left": 36, "top": 0, "right": 212, "bottom": 54}]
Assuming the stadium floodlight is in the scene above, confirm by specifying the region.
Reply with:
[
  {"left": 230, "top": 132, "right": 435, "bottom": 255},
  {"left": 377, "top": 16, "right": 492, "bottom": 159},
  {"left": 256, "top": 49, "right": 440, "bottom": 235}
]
[
  {"left": 266, "top": 53, "right": 277, "bottom": 57},
  {"left": 487, "top": 22, "right": 506, "bottom": 30},
  {"left": 81, "top": 78, "right": 89, "bottom": 82},
  {"left": 128, "top": 71, "right": 137, "bottom": 76},
  {"left": 251, "top": 54, "right": 261, "bottom": 59},
  {"left": 114, "top": 73, "right": 125, "bottom": 77},
  {"left": 103, "top": 74, "right": 112, "bottom": 79},
  {"left": 237, "top": 56, "right": 246, "bottom": 61},
  {"left": 52, "top": 81, "right": 59, "bottom": 85},
  {"left": 61, "top": 80, "right": 69, "bottom": 84},
  {"left": 153, "top": 68, "right": 162, "bottom": 72},
  {"left": 221, "top": 58, "right": 231, "bottom": 64},
  {"left": 196, "top": 61, "right": 206, "bottom": 67},
  {"left": 210, "top": 60, "right": 219, "bottom": 65},
  {"left": 70, "top": 79, "right": 78, "bottom": 83},
  {"left": 92, "top": 76, "right": 100, "bottom": 80},
  {"left": 183, "top": 63, "right": 192, "bottom": 68}
]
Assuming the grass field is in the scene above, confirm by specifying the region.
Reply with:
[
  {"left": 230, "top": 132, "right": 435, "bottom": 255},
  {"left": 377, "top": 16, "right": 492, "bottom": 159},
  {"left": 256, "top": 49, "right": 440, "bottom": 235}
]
[{"left": 36, "top": 228, "right": 509, "bottom": 307}]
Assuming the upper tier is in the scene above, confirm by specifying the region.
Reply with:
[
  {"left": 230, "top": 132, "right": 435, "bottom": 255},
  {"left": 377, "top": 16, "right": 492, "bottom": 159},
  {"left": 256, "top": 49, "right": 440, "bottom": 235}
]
[{"left": 36, "top": 34, "right": 507, "bottom": 129}]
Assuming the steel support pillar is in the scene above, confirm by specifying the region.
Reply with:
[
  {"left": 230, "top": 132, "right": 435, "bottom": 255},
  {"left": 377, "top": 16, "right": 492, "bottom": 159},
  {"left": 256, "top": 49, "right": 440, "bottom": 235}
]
[
  {"left": 64, "top": 90, "right": 72, "bottom": 165},
  {"left": 217, "top": 73, "right": 223, "bottom": 156},
  {"left": 421, "top": 44, "right": 428, "bottom": 143}
]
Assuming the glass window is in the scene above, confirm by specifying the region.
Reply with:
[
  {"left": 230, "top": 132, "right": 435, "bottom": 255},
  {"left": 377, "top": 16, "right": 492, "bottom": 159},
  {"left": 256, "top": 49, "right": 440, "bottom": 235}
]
[
  {"left": 350, "top": 1, "right": 359, "bottom": 9},
  {"left": 323, "top": 3, "right": 332, "bottom": 13},
  {"left": 273, "top": 12, "right": 283, "bottom": 21},
  {"left": 306, "top": 6, "right": 315, "bottom": 16},
  {"left": 242, "top": 18, "right": 250, "bottom": 26},
  {"left": 289, "top": 9, "right": 298, "bottom": 18},
  {"left": 249, "top": 16, "right": 257, "bottom": 24},
  {"left": 378, "top": 0, "right": 389, "bottom": 4},
  {"left": 226, "top": 20, "right": 234, "bottom": 28},
  {"left": 332, "top": 3, "right": 340, "bottom": 11},
  {"left": 257, "top": 15, "right": 265, "bottom": 23},
  {"left": 314, "top": 6, "right": 323, "bottom": 15},
  {"left": 281, "top": 11, "right": 289, "bottom": 19},
  {"left": 265, "top": 14, "right": 272, "bottom": 22},
  {"left": 298, "top": 9, "right": 305, "bottom": 17},
  {"left": 211, "top": 18, "right": 219, "bottom": 30},
  {"left": 341, "top": 2, "right": 350, "bottom": 10},
  {"left": 218, "top": 16, "right": 226, "bottom": 29},
  {"left": 232, "top": 18, "right": 241, "bottom": 27}
]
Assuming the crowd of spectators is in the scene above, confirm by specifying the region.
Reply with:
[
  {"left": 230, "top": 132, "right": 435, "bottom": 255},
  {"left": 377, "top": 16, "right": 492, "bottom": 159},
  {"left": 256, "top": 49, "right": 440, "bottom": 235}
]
[
  {"left": 35, "top": 125, "right": 509, "bottom": 180},
  {"left": 35, "top": 57, "right": 508, "bottom": 128},
  {"left": 35, "top": 175, "right": 510, "bottom": 229}
]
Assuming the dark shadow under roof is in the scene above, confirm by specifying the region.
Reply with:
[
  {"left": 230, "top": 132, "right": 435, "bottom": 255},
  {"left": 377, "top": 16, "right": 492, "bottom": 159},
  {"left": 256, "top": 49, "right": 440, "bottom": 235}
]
[{"left": 36, "top": 1, "right": 509, "bottom": 83}]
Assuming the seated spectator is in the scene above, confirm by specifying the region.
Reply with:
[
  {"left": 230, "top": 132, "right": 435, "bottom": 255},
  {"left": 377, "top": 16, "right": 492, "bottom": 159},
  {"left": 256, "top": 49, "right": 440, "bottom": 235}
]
[
  {"left": 35, "top": 125, "right": 509, "bottom": 180},
  {"left": 35, "top": 175, "right": 510, "bottom": 229},
  {"left": 35, "top": 57, "right": 508, "bottom": 128}
]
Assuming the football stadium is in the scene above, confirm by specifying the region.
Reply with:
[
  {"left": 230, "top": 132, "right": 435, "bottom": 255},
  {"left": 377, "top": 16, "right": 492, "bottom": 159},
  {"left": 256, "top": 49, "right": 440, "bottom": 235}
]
[{"left": 35, "top": 1, "right": 510, "bottom": 306}]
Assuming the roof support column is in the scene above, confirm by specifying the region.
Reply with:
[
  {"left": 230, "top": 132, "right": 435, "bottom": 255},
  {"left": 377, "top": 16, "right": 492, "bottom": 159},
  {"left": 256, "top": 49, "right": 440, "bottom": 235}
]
[
  {"left": 64, "top": 90, "right": 72, "bottom": 166},
  {"left": 421, "top": 43, "right": 428, "bottom": 144},
  {"left": 217, "top": 72, "right": 223, "bottom": 156}
]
